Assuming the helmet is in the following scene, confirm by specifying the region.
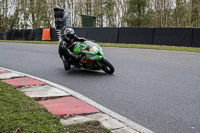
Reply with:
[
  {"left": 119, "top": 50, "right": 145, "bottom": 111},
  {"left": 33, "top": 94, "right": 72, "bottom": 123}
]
[{"left": 64, "top": 28, "right": 75, "bottom": 41}]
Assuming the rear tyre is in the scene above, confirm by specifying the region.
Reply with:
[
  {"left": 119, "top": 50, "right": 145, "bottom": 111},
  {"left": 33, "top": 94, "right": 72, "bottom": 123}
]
[{"left": 101, "top": 58, "right": 115, "bottom": 74}]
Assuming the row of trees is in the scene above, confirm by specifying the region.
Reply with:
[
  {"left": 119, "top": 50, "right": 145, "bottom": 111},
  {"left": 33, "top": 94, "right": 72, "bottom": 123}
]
[
  {"left": 126, "top": 0, "right": 200, "bottom": 27},
  {"left": 0, "top": 0, "right": 59, "bottom": 32},
  {"left": 0, "top": 0, "right": 200, "bottom": 32}
]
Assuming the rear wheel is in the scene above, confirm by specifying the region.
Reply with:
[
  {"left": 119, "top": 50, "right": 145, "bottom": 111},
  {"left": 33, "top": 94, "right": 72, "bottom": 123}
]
[{"left": 101, "top": 58, "right": 115, "bottom": 74}]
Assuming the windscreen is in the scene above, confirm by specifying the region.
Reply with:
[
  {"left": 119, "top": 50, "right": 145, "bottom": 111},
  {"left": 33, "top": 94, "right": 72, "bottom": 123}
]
[{"left": 84, "top": 41, "right": 98, "bottom": 54}]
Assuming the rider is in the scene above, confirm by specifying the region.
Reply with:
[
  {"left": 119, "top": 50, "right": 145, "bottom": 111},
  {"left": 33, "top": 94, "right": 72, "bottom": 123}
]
[{"left": 58, "top": 27, "right": 87, "bottom": 70}]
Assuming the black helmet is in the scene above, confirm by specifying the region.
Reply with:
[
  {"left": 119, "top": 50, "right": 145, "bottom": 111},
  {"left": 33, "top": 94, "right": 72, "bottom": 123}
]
[{"left": 64, "top": 28, "right": 75, "bottom": 41}]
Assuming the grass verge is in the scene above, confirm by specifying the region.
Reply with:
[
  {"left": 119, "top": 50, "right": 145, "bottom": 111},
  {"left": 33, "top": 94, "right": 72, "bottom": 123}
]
[
  {"left": 0, "top": 81, "right": 110, "bottom": 133},
  {"left": 99, "top": 43, "right": 200, "bottom": 53},
  {"left": 0, "top": 40, "right": 200, "bottom": 53}
]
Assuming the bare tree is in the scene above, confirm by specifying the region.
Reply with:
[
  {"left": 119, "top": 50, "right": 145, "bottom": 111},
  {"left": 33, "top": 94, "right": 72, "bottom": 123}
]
[{"left": 1, "top": 0, "right": 200, "bottom": 32}]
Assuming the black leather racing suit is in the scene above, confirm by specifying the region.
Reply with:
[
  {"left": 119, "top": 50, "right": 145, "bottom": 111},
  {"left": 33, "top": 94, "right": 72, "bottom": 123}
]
[{"left": 58, "top": 34, "right": 86, "bottom": 68}]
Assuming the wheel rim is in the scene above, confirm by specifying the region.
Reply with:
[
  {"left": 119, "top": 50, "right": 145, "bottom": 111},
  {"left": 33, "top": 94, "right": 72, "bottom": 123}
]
[
  {"left": 105, "top": 66, "right": 110, "bottom": 72},
  {"left": 103, "top": 65, "right": 111, "bottom": 72}
]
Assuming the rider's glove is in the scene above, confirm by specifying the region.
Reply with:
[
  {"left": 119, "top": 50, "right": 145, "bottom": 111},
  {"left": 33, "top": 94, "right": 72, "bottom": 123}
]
[
  {"left": 74, "top": 55, "right": 81, "bottom": 61},
  {"left": 87, "top": 39, "right": 95, "bottom": 43}
]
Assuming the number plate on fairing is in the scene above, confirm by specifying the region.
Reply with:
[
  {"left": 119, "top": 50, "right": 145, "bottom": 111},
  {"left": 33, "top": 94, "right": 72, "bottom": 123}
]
[
  {"left": 89, "top": 46, "right": 98, "bottom": 54},
  {"left": 86, "top": 55, "right": 99, "bottom": 60}
]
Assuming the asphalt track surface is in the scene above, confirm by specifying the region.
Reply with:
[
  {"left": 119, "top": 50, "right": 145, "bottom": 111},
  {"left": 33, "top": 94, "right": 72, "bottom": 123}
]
[{"left": 0, "top": 42, "right": 200, "bottom": 133}]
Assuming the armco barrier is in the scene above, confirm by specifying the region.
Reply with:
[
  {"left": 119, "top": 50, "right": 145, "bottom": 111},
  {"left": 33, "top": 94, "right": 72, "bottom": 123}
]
[
  {"left": 118, "top": 27, "right": 154, "bottom": 44},
  {"left": 34, "top": 28, "right": 42, "bottom": 41},
  {"left": 0, "top": 32, "right": 3, "bottom": 40},
  {"left": 15, "top": 30, "right": 22, "bottom": 40},
  {"left": 87, "top": 27, "right": 119, "bottom": 43},
  {"left": 22, "top": 29, "right": 30, "bottom": 40},
  {"left": 153, "top": 28, "right": 193, "bottom": 47},
  {"left": 18, "top": 30, "right": 23, "bottom": 40},
  {"left": 0, "top": 32, "right": 6, "bottom": 40},
  {"left": 13, "top": 29, "right": 22, "bottom": 40},
  {"left": 3, "top": 27, "right": 200, "bottom": 47},
  {"left": 28, "top": 29, "right": 35, "bottom": 40},
  {"left": 192, "top": 28, "right": 200, "bottom": 47},
  {"left": 10, "top": 30, "right": 14, "bottom": 40},
  {"left": 13, "top": 30, "right": 17, "bottom": 40},
  {"left": 73, "top": 27, "right": 88, "bottom": 38},
  {"left": 21, "top": 29, "right": 25, "bottom": 40},
  {"left": 50, "top": 28, "right": 58, "bottom": 41},
  {"left": 11, "top": 29, "right": 19, "bottom": 40},
  {"left": 6, "top": 30, "right": 12, "bottom": 40}
]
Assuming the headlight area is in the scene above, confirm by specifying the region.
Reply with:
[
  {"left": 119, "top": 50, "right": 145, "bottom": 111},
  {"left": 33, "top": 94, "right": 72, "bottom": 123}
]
[{"left": 86, "top": 55, "right": 99, "bottom": 60}]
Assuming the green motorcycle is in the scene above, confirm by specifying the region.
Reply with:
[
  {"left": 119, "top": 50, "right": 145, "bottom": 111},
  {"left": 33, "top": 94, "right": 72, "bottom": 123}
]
[{"left": 65, "top": 41, "right": 114, "bottom": 74}]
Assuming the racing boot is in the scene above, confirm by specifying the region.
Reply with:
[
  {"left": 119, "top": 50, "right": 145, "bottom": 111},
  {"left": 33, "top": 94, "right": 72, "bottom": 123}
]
[
  {"left": 74, "top": 55, "right": 84, "bottom": 68},
  {"left": 62, "top": 56, "right": 71, "bottom": 70}
]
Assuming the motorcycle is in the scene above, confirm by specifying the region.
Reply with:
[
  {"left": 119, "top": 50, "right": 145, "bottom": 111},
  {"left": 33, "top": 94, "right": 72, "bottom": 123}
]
[{"left": 63, "top": 41, "right": 114, "bottom": 74}]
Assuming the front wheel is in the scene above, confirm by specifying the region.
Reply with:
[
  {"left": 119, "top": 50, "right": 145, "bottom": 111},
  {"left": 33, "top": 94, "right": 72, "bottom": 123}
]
[{"left": 101, "top": 58, "right": 115, "bottom": 74}]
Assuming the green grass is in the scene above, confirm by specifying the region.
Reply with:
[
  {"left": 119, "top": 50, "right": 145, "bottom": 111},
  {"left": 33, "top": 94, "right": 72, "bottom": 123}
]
[
  {"left": 99, "top": 43, "right": 200, "bottom": 53},
  {"left": 1, "top": 40, "right": 200, "bottom": 53},
  {"left": 0, "top": 81, "right": 111, "bottom": 133}
]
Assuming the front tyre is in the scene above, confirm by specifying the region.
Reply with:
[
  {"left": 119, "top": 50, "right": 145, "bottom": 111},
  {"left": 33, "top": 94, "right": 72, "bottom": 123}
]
[{"left": 101, "top": 58, "right": 115, "bottom": 74}]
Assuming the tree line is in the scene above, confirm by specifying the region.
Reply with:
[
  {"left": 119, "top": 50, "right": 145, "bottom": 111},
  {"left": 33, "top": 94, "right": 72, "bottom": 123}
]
[{"left": 0, "top": 0, "right": 200, "bottom": 32}]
